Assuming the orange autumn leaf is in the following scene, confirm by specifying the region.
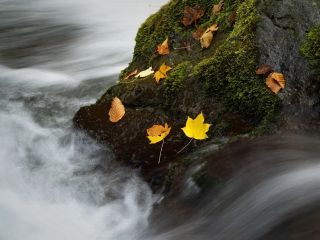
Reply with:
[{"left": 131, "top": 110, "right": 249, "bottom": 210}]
[
  {"left": 212, "top": 0, "right": 224, "bottom": 15},
  {"left": 147, "top": 123, "right": 171, "bottom": 144},
  {"left": 200, "top": 24, "right": 218, "bottom": 49},
  {"left": 154, "top": 64, "right": 172, "bottom": 83},
  {"left": 256, "top": 64, "right": 272, "bottom": 75},
  {"left": 157, "top": 38, "right": 170, "bottom": 55},
  {"left": 182, "top": 6, "right": 204, "bottom": 27},
  {"left": 266, "top": 72, "right": 285, "bottom": 94},
  {"left": 124, "top": 69, "right": 138, "bottom": 80},
  {"left": 109, "top": 97, "right": 125, "bottom": 123}
]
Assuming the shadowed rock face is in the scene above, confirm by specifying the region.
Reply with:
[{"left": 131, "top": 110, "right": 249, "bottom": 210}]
[
  {"left": 74, "top": 0, "right": 320, "bottom": 192},
  {"left": 257, "top": 0, "right": 320, "bottom": 130}
]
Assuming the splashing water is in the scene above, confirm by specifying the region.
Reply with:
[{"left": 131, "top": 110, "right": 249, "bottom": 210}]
[{"left": 0, "top": 0, "right": 167, "bottom": 239}]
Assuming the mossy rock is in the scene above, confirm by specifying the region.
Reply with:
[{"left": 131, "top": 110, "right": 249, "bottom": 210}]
[
  {"left": 301, "top": 23, "right": 320, "bottom": 70},
  {"left": 74, "top": 0, "right": 283, "bottom": 191}
]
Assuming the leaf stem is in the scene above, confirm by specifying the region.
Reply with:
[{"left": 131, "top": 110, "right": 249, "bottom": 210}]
[
  {"left": 158, "top": 140, "right": 165, "bottom": 164},
  {"left": 177, "top": 138, "right": 193, "bottom": 154}
]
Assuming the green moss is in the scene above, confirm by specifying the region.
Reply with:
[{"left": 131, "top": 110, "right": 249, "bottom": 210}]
[
  {"left": 163, "top": 61, "right": 191, "bottom": 107},
  {"left": 192, "top": 170, "right": 217, "bottom": 191},
  {"left": 301, "top": 23, "right": 320, "bottom": 69},
  {"left": 193, "top": 0, "right": 280, "bottom": 126},
  {"left": 164, "top": 163, "right": 178, "bottom": 191},
  {"left": 129, "top": 0, "right": 239, "bottom": 71}
]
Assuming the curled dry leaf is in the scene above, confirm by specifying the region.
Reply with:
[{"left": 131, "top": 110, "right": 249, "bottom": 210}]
[
  {"left": 157, "top": 38, "right": 170, "bottom": 55},
  {"left": 124, "top": 69, "right": 138, "bottom": 80},
  {"left": 182, "top": 6, "right": 205, "bottom": 27},
  {"left": 200, "top": 23, "right": 219, "bottom": 48},
  {"left": 192, "top": 28, "right": 205, "bottom": 40},
  {"left": 212, "top": 0, "right": 224, "bottom": 15},
  {"left": 200, "top": 30, "right": 213, "bottom": 48},
  {"left": 147, "top": 123, "right": 171, "bottom": 144},
  {"left": 256, "top": 64, "right": 272, "bottom": 75},
  {"left": 266, "top": 72, "right": 285, "bottom": 94},
  {"left": 109, "top": 97, "right": 125, "bottom": 123},
  {"left": 181, "top": 112, "right": 211, "bottom": 140},
  {"left": 154, "top": 63, "right": 172, "bottom": 83},
  {"left": 135, "top": 67, "right": 154, "bottom": 78}
]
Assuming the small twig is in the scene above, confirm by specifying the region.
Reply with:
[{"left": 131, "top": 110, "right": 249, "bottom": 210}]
[
  {"left": 177, "top": 138, "right": 193, "bottom": 154},
  {"left": 158, "top": 140, "right": 165, "bottom": 164}
]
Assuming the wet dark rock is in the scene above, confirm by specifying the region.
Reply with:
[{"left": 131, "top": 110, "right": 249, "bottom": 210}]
[
  {"left": 257, "top": 0, "right": 320, "bottom": 130},
  {"left": 74, "top": 0, "right": 320, "bottom": 193}
]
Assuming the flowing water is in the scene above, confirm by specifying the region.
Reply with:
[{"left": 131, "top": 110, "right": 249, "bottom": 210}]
[
  {"left": 1, "top": 1, "right": 320, "bottom": 240},
  {"left": 0, "top": 1, "right": 167, "bottom": 239}
]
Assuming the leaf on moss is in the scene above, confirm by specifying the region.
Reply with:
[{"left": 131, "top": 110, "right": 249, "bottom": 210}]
[
  {"left": 157, "top": 38, "right": 170, "bottom": 55},
  {"left": 109, "top": 97, "right": 125, "bottom": 123},
  {"left": 154, "top": 63, "right": 172, "bottom": 83},
  {"left": 212, "top": 0, "right": 224, "bottom": 15},
  {"left": 181, "top": 113, "right": 211, "bottom": 140},
  {"left": 192, "top": 28, "right": 205, "bottom": 40},
  {"left": 182, "top": 6, "right": 205, "bottom": 27},
  {"left": 124, "top": 69, "right": 138, "bottom": 80},
  {"left": 266, "top": 72, "right": 285, "bottom": 94},
  {"left": 147, "top": 123, "right": 171, "bottom": 144},
  {"left": 256, "top": 64, "right": 272, "bottom": 75},
  {"left": 135, "top": 67, "right": 154, "bottom": 78},
  {"left": 200, "top": 24, "right": 219, "bottom": 49}
]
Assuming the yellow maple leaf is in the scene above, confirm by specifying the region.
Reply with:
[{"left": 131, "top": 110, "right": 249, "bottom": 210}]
[
  {"left": 154, "top": 64, "right": 172, "bottom": 83},
  {"left": 181, "top": 113, "right": 211, "bottom": 140},
  {"left": 147, "top": 123, "right": 171, "bottom": 144},
  {"left": 135, "top": 67, "right": 154, "bottom": 78}
]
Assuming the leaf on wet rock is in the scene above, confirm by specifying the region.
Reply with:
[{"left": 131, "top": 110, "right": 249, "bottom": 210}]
[
  {"left": 135, "top": 67, "right": 154, "bottom": 78},
  {"left": 157, "top": 38, "right": 170, "bottom": 55},
  {"left": 182, "top": 6, "right": 205, "bottom": 27},
  {"left": 147, "top": 123, "right": 171, "bottom": 144},
  {"left": 124, "top": 69, "right": 138, "bottom": 80},
  {"left": 200, "top": 24, "right": 218, "bottom": 49},
  {"left": 256, "top": 64, "right": 272, "bottom": 75},
  {"left": 109, "top": 97, "right": 125, "bottom": 123},
  {"left": 212, "top": 0, "right": 224, "bottom": 15},
  {"left": 192, "top": 28, "right": 205, "bottom": 40},
  {"left": 266, "top": 72, "right": 285, "bottom": 94},
  {"left": 154, "top": 63, "right": 172, "bottom": 83},
  {"left": 181, "top": 112, "right": 211, "bottom": 140}
]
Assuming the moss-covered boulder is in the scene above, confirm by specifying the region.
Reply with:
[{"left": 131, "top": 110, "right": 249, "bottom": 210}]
[{"left": 74, "top": 0, "right": 320, "bottom": 191}]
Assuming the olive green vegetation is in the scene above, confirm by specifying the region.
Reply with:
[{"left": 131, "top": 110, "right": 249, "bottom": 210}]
[
  {"left": 301, "top": 23, "right": 320, "bottom": 70},
  {"left": 193, "top": 0, "right": 280, "bottom": 126},
  {"left": 163, "top": 61, "right": 191, "bottom": 107},
  {"left": 117, "top": 0, "right": 281, "bottom": 133}
]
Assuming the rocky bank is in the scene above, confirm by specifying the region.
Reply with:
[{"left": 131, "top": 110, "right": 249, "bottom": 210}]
[{"left": 73, "top": 0, "right": 320, "bottom": 193}]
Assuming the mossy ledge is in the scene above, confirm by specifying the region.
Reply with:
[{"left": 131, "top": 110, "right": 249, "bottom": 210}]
[
  {"left": 301, "top": 23, "right": 320, "bottom": 70},
  {"left": 73, "top": 0, "right": 281, "bottom": 192}
]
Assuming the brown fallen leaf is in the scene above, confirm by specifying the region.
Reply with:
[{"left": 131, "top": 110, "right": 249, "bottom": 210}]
[
  {"left": 109, "top": 97, "right": 125, "bottom": 123},
  {"left": 157, "top": 38, "right": 170, "bottom": 55},
  {"left": 154, "top": 63, "right": 172, "bottom": 83},
  {"left": 256, "top": 64, "right": 272, "bottom": 75},
  {"left": 212, "top": 0, "right": 224, "bottom": 15},
  {"left": 266, "top": 72, "right": 285, "bottom": 94},
  {"left": 200, "top": 23, "right": 219, "bottom": 48},
  {"left": 182, "top": 6, "right": 205, "bottom": 27},
  {"left": 124, "top": 69, "right": 138, "bottom": 80},
  {"left": 192, "top": 28, "right": 205, "bottom": 40}
]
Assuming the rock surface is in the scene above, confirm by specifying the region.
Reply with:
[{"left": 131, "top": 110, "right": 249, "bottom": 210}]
[{"left": 74, "top": 0, "right": 320, "bottom": 193}]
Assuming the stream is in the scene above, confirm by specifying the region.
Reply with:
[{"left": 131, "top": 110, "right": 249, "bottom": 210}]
[
  {"left": 0, "top": 0, "right": 166, "bottom": 239},
  {"left": 1, "top": 0, "right": 320, "bottom": 240}
]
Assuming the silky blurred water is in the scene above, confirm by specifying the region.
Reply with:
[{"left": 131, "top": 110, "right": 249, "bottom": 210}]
[{"left": 0, "top": 1, "right": 167, "bottom": 239}]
